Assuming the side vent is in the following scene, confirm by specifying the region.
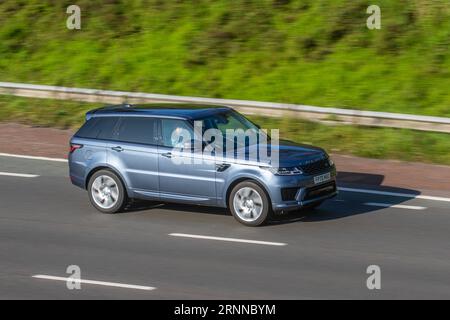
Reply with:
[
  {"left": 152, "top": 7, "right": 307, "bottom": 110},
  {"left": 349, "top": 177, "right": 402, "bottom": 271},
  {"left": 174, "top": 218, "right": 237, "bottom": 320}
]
[{"left": 216, "top": 163, "right": 231, "bottom": 172}]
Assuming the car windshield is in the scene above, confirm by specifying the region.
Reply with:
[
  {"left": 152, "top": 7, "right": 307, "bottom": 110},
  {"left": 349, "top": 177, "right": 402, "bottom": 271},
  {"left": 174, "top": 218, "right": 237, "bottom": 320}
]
[
  {"left": 199, "top": 110, "right": 269, "bottom": 149},
  {"left": 202, "top": 110, "right": 258, "bottom": 133}
]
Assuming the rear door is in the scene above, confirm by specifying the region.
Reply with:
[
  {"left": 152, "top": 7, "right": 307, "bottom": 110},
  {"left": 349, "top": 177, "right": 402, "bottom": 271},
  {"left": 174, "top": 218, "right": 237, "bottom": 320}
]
[
  {"left": 70, "top": 116, "right": 118, "bottom": 187},
  {"left": 107, "top": 116, "right": 159, "bottom": 199}
]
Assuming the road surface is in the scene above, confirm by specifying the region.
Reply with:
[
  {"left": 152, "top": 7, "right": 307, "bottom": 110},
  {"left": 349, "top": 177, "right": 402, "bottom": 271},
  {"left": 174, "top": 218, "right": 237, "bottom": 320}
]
[{"left": 0, "top": 154, "right": 449, "bottom": 299}]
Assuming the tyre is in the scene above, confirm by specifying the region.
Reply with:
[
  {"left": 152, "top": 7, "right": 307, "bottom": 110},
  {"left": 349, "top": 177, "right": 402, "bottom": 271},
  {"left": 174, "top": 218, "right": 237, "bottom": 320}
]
[
  {"left": 229, "top": 181, "right": 271, "bottom": 226},
  {"left": 88, "top": 169, "right": 127, "bottom": 214}
]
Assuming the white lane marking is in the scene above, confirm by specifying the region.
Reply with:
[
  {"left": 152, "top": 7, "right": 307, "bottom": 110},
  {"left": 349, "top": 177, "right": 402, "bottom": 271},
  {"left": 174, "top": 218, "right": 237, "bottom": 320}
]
[
  {"left": 0, "top": 152, "right": 67, "bottom": 162},
  {"left": 333, "top": 199, "right": 345, "bottom": 202},
  {"left": 364, "top": 202, "right": 427, "bottom": 210},
  {"left": 0, "top": 172, "right": 39, "bottom": 178},
  {"left": 1, "top": 152, "right": 449, "bottom": 203},
  {"left": 339, "top": 187, "right": 450, "bottom": 203},
  {"left": 169, "top": 233, "right": 287, "bottom": 246},
  {"left": 32, "top": 275, "right": 156, "bottom": 291}
]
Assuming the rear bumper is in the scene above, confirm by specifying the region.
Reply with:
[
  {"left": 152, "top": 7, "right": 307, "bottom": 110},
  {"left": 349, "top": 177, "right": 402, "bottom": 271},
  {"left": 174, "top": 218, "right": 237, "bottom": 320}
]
[
  {"left": 68, "top": 152, "right": 88, "bottom": 190},
  {"left": 70, "top": 174, "right": 86, "bottom": 189}
]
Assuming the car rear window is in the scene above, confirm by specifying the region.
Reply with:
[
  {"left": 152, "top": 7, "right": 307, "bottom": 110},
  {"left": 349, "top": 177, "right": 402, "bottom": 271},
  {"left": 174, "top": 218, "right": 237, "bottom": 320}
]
[
  {"left": 114, "top": 117, "right": 157, "bottom": 145},
  {"left": 75, "top": 117, "right": 118, "bottom": 140}
]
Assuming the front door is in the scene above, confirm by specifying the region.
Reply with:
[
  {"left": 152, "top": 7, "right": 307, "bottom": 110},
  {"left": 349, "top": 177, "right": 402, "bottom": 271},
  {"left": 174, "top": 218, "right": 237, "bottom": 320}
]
[{"left": 157, "top": 118, "right": 216, "bottom": 205}]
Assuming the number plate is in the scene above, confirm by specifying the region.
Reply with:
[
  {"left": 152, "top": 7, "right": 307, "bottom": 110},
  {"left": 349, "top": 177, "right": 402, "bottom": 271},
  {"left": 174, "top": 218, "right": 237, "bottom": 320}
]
[{"left": 314, "top": 172, "right": 331, "bottom": 185}]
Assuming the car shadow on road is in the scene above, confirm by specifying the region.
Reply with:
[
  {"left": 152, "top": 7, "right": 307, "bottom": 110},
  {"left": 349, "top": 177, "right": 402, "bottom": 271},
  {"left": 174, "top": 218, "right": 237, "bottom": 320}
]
[
  {"left": 124, "top": 199, "right": 229, "bottom": 216},
  {"left": 122, "top": 171, "right": 421, "bottom": 225},
  {"left": 337, "top": 171, "right": 386, "bottom": 186},
  {"left": 270, "top": 172, "right": 421, "bottom": 225}
]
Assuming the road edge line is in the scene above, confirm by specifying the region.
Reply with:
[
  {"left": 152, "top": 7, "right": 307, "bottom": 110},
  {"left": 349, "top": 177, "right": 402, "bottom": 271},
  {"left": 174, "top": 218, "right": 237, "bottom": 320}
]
[
  {"left": 363, "top": 202, "right": 427, "bottom": 210},
  {"left": 339, "top": 187, "right": 450, "bottom": 203}
]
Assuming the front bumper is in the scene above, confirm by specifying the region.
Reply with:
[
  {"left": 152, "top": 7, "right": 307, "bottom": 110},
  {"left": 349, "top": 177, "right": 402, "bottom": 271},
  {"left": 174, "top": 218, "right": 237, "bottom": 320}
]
[
  {"left": 273, "top": 188, "right": 338, "bottom": 212},
  {"left": 267, "top": 167, "right": 337, "bottom": 213}
]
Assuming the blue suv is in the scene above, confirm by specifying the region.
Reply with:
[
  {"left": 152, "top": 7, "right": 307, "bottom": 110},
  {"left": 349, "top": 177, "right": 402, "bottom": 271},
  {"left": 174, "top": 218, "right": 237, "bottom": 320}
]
[{"left": 69, "top": 104, "right": 337, "bottom": 226}]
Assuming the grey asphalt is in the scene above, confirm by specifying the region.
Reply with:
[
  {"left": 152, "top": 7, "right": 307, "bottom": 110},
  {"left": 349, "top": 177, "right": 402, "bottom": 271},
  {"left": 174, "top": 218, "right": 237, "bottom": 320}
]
[{"left": 0, "top": 155, "right": 450, "bottom": 299}]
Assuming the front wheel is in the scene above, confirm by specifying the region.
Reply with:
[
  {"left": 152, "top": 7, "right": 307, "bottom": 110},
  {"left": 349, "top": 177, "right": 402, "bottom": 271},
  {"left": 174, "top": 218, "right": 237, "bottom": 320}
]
[
  {"left": 229, "top": 181, "right": 271, "bottom": 226},
  {"left": 88, "top": 170, "right": 127, "bottom": 214}
]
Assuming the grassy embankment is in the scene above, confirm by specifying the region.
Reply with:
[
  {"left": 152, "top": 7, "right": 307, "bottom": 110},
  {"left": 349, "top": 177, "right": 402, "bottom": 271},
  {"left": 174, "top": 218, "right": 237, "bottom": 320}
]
[
  {"left": 1, "top": 95, "right": 449, "bottom": 165},
  {"left": 0, "top": 0, "right": 449, "bottom": 116},
  {"left": 0, "top": 1, "right": 449, "bottom": 164}
]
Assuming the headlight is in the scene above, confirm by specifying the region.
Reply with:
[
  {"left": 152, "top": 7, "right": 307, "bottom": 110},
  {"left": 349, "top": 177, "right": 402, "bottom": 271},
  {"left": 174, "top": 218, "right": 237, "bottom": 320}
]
[
  {"left": 327, "top": 157, "right": 334, "bottom": 167},
  {"left": 261, "top": 166, "right": 303, "bottom": 175}
]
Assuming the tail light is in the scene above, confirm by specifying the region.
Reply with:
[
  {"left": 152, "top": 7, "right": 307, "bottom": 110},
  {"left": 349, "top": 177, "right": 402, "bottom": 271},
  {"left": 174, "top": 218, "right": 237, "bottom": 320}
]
[{"left": 69, "top": 143, "right": 83, "bottom": 154}]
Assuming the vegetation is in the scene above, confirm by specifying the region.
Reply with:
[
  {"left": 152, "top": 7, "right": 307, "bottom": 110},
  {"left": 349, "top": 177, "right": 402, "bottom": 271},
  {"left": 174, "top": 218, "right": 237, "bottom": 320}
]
[
  {"left": 0, "top": 1, "right": 449, "bottom": 164},
  {"left": 1, "top": 95, "right": 449, "bottom": 165},
  {"left": 0, "top": 0, "right": 449, "bottom": 116}
]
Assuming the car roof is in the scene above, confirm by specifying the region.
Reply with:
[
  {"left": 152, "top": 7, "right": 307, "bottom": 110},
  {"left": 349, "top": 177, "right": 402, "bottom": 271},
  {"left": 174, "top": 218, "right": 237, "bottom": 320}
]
[{"left": 87, "top": 103, "right": 233, "bottom": 120}]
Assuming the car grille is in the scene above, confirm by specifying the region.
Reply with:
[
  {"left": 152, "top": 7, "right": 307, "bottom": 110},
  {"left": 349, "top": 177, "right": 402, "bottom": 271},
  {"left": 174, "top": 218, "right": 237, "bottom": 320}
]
[
  {"left": 303, "top": 181, "right": 336, "bottom": 201},
  {"left": 299, "top": 158, "right": 331, "bottom": 175}
]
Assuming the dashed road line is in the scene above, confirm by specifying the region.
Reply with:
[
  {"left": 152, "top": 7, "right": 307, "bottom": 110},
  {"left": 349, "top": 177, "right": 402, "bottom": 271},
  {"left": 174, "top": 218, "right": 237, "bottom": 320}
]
[
  {"left": 169, "top": 233, "right": 287, "bottom": 246},
  {"left": 364, "top": 202, "right": 427, "bottom": 210},
  {"left": 32, "top": 275, "right": 156, "bottom": 291},
  {"left": 0, "top": 152, "right": 67, "bottom": 162},
  {"left": 0, "top": 172, "right": 39, "bottom": 178}
]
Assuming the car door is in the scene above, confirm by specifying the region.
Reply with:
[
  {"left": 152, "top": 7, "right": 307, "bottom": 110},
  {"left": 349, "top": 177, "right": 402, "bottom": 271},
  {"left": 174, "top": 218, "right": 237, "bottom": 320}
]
[
  {"left": 157, "top": 118, "right": 217, "bottom": 205},
  {"left": 107, "top": 116, "right": 159, "bottom": 199},
  {"left": 70, "top": 116, "right": 119, "bottom": 187}
]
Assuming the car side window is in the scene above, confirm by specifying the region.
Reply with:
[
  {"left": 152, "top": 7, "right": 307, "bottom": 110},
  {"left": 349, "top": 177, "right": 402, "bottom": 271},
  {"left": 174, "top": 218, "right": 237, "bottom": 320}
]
[
  {"left": 115, "top": 117, "right": 157, "bottom": 145},
  {"left": 75, "top": 117, "right": 118, "bottom": 140},
  {"left": 160, "top": 119, "right": 194, "bottom": 148}
]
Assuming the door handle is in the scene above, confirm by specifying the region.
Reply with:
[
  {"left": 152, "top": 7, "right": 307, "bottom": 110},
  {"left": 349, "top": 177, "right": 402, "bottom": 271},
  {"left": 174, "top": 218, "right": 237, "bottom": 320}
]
[
  {"left": 162, "top": 152, "right": 172, "bottom": 159},
  {"left": 111, "top": 146, "right": 124, "bottom": 152}
]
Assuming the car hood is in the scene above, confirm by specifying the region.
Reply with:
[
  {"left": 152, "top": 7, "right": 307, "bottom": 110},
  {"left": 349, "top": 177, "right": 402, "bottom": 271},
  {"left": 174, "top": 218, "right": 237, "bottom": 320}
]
[
  {"left": 271, "top": 139, "right": 327, "bottom": 167},
  {"left": 221, "top": 139, "right": 328, "bottom": 167}
]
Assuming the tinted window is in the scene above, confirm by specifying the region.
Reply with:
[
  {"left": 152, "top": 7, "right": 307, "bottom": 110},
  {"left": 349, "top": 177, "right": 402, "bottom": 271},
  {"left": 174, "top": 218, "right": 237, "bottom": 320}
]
[
  {"left": 75, "top": 117, "right": 118, "bottom": 140},
  {"left": 115, "top": 117, "right": 157, "bottom": 145},
  {"left": 161, "top": 119, "right": 194, "bottom": 148}
]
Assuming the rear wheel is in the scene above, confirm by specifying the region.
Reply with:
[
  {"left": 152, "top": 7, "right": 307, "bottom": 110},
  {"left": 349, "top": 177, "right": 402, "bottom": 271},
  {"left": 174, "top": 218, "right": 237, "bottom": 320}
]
[
  {"left": 229, "top": 181, "right": 271, "bottom": 226},
  {"left": 88, "top": 170, "right": 126, "bottom": 214}
]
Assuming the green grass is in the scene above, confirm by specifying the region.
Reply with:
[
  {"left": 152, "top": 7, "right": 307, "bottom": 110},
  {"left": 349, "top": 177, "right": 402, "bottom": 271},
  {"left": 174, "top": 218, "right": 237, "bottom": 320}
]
[
  {"left": 249, "top": 114, "right": 450, "bottom": 165},
  {"left": 0, "top": 0, "right": 449, "bottom": 116},
  {"left": 1, "top": 95, "right": 449, "bottom": 165},
  {"left": 1, "top": 1, "right": 449, "bottom": 164},
  {"left": 0, "top": 96, "right": 91, "bottom": 128}
]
